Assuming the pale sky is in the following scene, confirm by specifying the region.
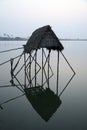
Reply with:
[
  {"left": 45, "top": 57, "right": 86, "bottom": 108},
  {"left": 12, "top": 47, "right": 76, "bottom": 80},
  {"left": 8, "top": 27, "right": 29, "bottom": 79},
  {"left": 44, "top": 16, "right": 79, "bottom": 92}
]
[{"left": 0, "top": 0, "right": 87, "bottom": 38}]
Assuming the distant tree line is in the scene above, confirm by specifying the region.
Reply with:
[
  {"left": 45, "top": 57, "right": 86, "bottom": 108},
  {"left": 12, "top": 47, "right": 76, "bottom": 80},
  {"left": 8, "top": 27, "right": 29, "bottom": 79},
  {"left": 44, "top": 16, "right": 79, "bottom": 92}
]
[{"left": 0, "top": 34, "right": 27, "bottom": 41}]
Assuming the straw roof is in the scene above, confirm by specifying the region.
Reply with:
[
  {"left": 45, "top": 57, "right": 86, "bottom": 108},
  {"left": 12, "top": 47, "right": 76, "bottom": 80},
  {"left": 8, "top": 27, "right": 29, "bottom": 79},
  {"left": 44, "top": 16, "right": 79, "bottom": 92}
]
[{"left": 24, "top": 25, "right": 64, "bottom": 53}]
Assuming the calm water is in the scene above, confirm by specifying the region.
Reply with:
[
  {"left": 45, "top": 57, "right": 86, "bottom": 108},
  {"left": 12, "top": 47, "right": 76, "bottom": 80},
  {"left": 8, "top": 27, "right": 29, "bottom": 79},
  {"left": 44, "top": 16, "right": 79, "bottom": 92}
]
[{"left": 0, "top": 41, "right": 87, "bottom": 130}]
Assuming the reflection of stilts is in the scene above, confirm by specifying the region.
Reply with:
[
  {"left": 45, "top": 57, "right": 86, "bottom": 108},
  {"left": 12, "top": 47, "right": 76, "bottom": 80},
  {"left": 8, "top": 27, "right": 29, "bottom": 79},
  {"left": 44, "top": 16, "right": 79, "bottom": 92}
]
[{"left": 10, "top": 58, "right": 14, "bottom": 85}]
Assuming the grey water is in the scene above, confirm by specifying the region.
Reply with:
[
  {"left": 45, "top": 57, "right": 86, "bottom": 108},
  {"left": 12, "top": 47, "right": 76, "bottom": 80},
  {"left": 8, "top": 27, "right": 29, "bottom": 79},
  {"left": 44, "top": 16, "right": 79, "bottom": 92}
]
[{"left": 0, "top": 40, "right": 87, "bottom": 130}]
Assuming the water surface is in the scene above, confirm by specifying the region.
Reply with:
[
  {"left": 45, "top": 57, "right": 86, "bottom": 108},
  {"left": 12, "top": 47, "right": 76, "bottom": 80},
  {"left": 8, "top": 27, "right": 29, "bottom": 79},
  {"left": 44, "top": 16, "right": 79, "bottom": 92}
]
[{"left": 0, "top": 41, "right": 87, "bottom": 130}]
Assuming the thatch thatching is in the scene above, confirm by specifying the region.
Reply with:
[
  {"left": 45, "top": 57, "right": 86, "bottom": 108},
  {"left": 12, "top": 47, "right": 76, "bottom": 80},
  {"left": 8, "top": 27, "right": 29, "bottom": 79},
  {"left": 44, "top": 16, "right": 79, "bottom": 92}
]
[{"left": 24, "top": 25, "right": 64, "bottom": 53}]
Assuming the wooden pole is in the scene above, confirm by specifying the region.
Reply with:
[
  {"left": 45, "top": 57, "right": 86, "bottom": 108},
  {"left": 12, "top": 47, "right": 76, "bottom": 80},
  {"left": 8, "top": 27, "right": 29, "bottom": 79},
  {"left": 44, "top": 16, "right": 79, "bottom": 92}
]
[
  {"left": 24, "top": 52, "right": 26, "bottom": 88},
  {"left": 35, "top": 50, "right": 37, "bottom": 87},
  {"left": 29, "top": 52, "right": 32, "bottom": 88},
  {"left": 42, "top": 48, "right": 44, "bottom": 87},
  {"left": 48, "top": 50, "right": 50, "bottom": 88},
  {"left": 61, "top": 51, "right": 76, "bottom": 74},
  {"left": 56, "top": 51, "right": 59, "bottom": 96}
]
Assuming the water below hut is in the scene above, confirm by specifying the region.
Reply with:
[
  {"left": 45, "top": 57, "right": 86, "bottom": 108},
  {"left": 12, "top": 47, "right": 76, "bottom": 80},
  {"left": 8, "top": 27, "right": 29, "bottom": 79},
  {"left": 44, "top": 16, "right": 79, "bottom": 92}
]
[{"left": 0, "top": 40, "right": 87, "bottom": 130}]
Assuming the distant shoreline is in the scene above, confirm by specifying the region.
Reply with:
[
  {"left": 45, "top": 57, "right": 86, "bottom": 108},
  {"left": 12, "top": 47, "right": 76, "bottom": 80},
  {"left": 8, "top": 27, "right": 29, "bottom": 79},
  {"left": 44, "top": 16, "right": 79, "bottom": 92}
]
[
  {"left": 0, "top": 37, "right": 27, "bottom": 41},
  {"left": 0, "top": 37, "right": 87, "bottom": 41},
  {"left": 60, "top": 39, "right": 87, "bottom": 41}
]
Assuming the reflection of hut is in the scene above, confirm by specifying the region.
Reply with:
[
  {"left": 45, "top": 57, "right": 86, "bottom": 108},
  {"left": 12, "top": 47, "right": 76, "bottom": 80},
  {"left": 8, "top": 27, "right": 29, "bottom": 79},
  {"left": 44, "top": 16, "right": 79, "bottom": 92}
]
[
  {"left": 24, "top": 25, "right": 64, "bottom": 52},
  {"left": 25, "top": 87, "right": 61, "bottom": 122}
]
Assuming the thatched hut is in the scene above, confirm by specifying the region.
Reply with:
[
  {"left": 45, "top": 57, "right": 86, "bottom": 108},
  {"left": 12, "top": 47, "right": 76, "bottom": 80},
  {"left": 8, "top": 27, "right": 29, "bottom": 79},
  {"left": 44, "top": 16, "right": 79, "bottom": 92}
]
[{"left": 24, "top": 25, "right": 64, "bottom": 53}]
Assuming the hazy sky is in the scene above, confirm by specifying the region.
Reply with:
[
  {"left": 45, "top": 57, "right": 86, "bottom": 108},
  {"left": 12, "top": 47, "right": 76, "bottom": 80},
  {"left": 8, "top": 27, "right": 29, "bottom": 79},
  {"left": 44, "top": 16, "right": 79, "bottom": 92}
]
[{"left": 0, "top": 0, "right": 87, "bottom": 38}]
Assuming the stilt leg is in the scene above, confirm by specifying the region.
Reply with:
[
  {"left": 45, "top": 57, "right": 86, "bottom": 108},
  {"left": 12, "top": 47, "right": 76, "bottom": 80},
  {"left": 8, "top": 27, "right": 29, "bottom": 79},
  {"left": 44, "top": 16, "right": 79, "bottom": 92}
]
[
  {"left": 24, "top": 52, "right": 26, "bottom": 88},
  {"left": 35, "top": 50, "right": 37, "bottom": 87},
  {"left": 42, "top": 48, "right": 44, "bottom": 87},
  {"left": 29, "top": 52, "right": 32, "bottom": 87},
  {"left": 57, "top": 51, "right": 59, "bottom": 95},
  {"left": 48, "top": 50, "right": 50, "bottom": 88}
]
